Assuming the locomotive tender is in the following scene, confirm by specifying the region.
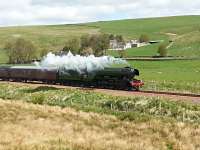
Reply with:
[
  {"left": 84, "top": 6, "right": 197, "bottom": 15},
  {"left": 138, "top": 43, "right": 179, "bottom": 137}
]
[{"left": 0, "top": 66, "right": 144, "bottom": 90}]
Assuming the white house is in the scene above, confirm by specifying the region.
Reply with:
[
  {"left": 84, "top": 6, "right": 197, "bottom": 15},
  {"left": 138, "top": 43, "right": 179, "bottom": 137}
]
[
  {"left": 110, "top": 40, "right": 125, "bottom": 50},
  {"left": 109, "top": 39, "right": 150, "bottom": 50}
]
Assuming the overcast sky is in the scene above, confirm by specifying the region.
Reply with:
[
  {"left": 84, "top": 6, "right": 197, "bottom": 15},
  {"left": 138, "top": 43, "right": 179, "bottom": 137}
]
[{"left": 0, "top": 0, "right": 200, "bottom": 26}]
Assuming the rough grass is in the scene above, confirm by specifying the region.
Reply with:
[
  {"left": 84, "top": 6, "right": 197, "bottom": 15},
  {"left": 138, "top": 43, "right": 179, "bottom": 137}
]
[
  {"left": 0, "top": 82, "right": 199, "bottom": 123},
  {"left": 0, "top": 100, "right": 200, "bottom": 150}
]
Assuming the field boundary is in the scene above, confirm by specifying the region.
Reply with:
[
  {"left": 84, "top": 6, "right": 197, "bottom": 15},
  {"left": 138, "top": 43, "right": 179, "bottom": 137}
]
[{"left": 124, "top": 57, "right": 200, "bottom": 61}]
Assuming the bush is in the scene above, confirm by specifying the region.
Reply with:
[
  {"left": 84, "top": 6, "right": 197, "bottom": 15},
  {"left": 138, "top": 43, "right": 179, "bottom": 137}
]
[
  {"left": 117, "top": 50, "right": 126, "bottom": 58},
  {"left": 81, "top": 47, "right": 93, "bottom": 56},
  {"left": 158, "top": 44, "right": 168, "bottom": 57},
  {"left": 40, "top": 48, "right": 49, "bottom": 58},
  {"left": 4, "top": 38, "right": 36, "bottom": 64},
  {"left": 139, "top": 34, "right": 149, "bottom": 43},
  {"left": 63, "top": 38, "right": 81, "bottom": 55},
  {"left": 80, "top": 34, "right": 110, "bottom": 56}
]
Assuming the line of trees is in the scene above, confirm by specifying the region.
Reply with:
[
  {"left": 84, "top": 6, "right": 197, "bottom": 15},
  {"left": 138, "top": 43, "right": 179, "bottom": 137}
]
[
  {"left": 4, "top": 33, "right": 125, "bottom": 64},
  {"left": 62, "top": 33, "right": 111, "bottom": 56},
  {"left": 4, "top": 38, "right": 36, "bottom": 64}
]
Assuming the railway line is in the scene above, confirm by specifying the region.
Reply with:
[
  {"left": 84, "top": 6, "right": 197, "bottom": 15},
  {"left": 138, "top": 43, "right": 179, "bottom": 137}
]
[
  {"left": 1, "top": 81, "right": 200, "bottom": 103},
  {"left": 137, "top": 90, "right": 200, "bottom": 98},
  {"left": 95, "top": 88, "right": 200, "bottom": 103}
]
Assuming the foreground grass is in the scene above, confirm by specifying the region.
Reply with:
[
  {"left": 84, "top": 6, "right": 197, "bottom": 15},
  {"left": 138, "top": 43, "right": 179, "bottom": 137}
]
[
  {"left": 1, "top": 100, "right": 200, "bottom": 150},
  {"left": 0, "top": 82, "right": 199, "bottom": 123}
]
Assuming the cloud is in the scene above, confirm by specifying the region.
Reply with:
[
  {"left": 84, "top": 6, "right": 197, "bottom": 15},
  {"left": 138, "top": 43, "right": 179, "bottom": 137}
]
[{"left": 0, "top": 0, "right": 200, "bottom": 26}]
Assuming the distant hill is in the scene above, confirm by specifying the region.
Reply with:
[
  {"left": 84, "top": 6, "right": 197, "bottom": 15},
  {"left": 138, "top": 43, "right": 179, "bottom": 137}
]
[
  {"left": 0, "top": 15, "right": 200, "bottom": 63},
  {"left": 87, "top": 15, "right": 200, "bottom": 57}
]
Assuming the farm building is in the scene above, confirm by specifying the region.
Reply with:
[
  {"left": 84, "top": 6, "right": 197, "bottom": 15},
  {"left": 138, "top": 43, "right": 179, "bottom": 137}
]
[{"left": 109, "top": 39, "right": 149, "bottom": 50}]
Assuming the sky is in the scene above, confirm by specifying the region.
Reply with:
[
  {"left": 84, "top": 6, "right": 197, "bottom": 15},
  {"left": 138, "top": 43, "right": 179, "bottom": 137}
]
[{"left": 0, "top": 0, "right": 200, "bottom": 26}]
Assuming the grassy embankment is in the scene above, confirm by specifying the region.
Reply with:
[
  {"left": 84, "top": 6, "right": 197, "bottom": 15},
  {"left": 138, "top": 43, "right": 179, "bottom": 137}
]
[{"left": 0, "top": 82, "right": 200, "bottom": 149}]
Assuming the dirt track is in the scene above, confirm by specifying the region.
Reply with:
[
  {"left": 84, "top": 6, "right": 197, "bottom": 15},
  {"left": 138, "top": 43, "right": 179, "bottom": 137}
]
[{"left": 1, "top": 81, "right": 200, "bottom": 103}]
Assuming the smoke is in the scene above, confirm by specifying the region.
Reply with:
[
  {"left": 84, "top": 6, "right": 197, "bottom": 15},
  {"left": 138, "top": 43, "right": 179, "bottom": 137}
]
[{"left": 35, "top": 52, "right": 128, "bottom": 73}]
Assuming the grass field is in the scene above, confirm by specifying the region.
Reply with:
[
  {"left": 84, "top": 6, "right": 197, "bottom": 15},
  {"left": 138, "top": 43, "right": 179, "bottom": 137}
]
[
  {"left": 126, "top": 60, "right": 200, "bottom": 93},
  {"left": 0, "top": 82, "right": 200, "bottom": 149},
  {"left": 0, "top": 24, "right": 98, "bottom": 53},
  {"left": 0, "top": 49, "right": 8, "bottom": 64},
  {"left": 88, "top": 15, "right": 200, "bottom": 57},
  {"left": 107, "top": 43, "right": 161, "bottom": 57},
  {"left": 88, "top": 15, "right": 200, "bottom": 40},
  {"left": 0, "top": 15, "right": 200, "bottom": 64}
]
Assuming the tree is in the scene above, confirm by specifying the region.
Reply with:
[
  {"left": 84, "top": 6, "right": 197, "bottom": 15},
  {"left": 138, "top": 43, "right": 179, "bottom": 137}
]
[
  {"left": 80, "top": 34, "right": 90, "bottom": 50},
  {"left": 63, "top": 38, "right": 81, "bottom": 54},
  {"left": 139, "top": 34, "right": 149, "bottom": 43},
  {"left": 80, "top": 34, "right": 110, "bottom": 56},
  {"left": 40, "top": 48, "right": 49, "bottom": 58},
  {"left": 81, "top": 47, "right": 93, "bottom": 56},
  {"left": 115, "top": 35, "right": 125, "bottom": 44},
  {"left": 109, "top": 34, "right": 115, "bottom": 40},
  {"left": 117, "top": 50, "right": 126, "bottom": 58},
  {"left": 96, "top": 34, "right": 110, "bottom": 56},
  {"left": 158, "top": 44, "right": 168, "bottom": 57},
  {"left": 4, "top": 38, "right": 36, "bottom": 64}
]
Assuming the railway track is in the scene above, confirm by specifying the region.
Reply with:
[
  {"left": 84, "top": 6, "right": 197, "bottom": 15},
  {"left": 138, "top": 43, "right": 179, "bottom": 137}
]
[
  {"left": 1, "top": 81, "right": 200, "bottom": 103},
  {"left": 137, "top": 90, "right": 200, "bottom": 98}
]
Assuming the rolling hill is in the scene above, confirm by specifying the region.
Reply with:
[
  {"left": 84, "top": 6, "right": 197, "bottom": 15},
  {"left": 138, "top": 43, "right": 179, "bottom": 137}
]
[
  {"left": 87, "top": 15, "right": 200, "bottom": 57},
  {"left": 0, "top": 15, "right": 200, "bottom": 63}
]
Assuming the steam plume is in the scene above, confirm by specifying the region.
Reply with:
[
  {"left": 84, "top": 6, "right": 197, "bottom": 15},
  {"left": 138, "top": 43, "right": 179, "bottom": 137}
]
[{"left": 35, "top": 52, "right": 127, "bottom": 73}]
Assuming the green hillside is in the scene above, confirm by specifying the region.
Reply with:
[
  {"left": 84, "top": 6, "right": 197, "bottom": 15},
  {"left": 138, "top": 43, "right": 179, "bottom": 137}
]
[
  {"left": 0, "top": 15, "right": 200, "bottom": 63},
  {"left": 0, "top": 25, "right": 98, "bottom": 56},
  {"left": 88, "top": 15, "right": 200, "bottom": 39},
  {"left": 88, "top": 15, "right": 200, "bottom": 57}
]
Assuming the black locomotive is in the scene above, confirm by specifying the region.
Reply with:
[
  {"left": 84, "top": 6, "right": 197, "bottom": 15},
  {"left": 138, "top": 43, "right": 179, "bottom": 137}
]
[{"left": 0, "top": 66, "right": 144, "bottom": 90}]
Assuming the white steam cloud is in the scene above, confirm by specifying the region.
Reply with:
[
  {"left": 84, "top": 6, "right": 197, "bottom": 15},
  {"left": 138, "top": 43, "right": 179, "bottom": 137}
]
[{"left": 35, "top": 52, "right": 128, "bottom": 73}]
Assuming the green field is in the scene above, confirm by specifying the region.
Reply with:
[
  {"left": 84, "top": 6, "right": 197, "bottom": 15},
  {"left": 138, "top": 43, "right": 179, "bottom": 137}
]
[
  {"left": 89, "top": 15, "right": 200, "bottom": 57},
  {"left": 126, "top": 60, "right": 200, "bottom": 93},
  {"left": 0, "top": 15, "right": 200, "bottom": 64},
  {"left": 88, "top": 15, "right": 200, "bottom": 40},
  {"left": 107, "top": 43, "right": 161, "bottom": 57},
  {"left": 0, "top": 49, "right": 8, "bottom": 64},
  {"left": 0, "top": 25, "right": 99, "bottom": 60}
]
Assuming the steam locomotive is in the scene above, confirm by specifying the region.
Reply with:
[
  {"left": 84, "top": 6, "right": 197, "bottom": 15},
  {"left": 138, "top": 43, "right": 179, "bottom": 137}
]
[{"left": 0, "top": 66, "right": 144, "bottom": 90}]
